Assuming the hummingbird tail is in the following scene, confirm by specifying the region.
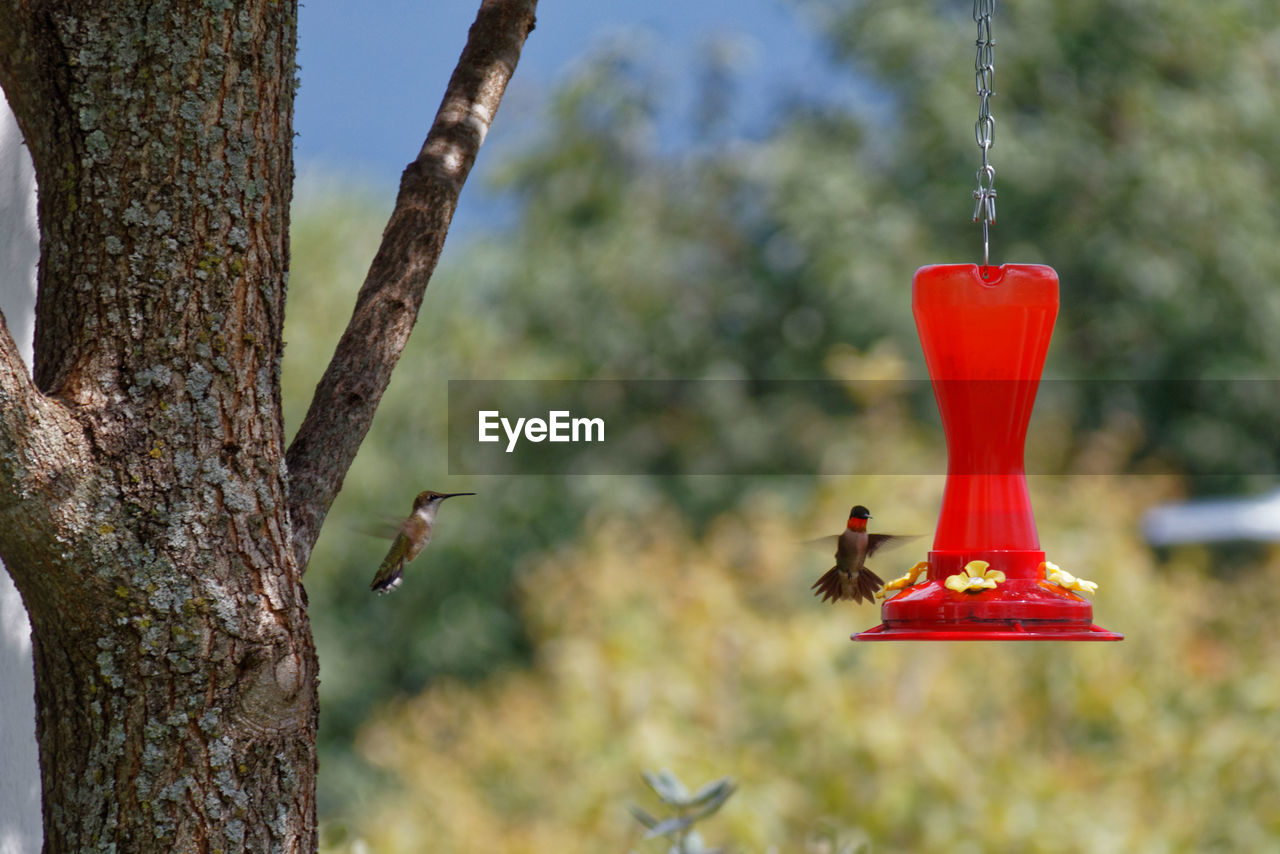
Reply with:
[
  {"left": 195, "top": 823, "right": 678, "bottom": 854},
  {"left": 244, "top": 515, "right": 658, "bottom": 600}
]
[
  {"left": 370, "top": 561, "right": 406, "bottom": 594},
  {"left": 855, "top": 567, "right": 885, "bottom": 604},
  {"left": 811, "top": 566, "right": 885, "bottom": 604},
  {"left": 811, "top": 566, "right": 843, "bottom": 603}
]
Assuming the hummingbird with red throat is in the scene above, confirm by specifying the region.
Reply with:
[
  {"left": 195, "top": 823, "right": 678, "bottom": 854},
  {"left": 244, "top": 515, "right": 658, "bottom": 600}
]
[
  {"left": 811, "top": 505, "right": 915, "bottom": 604},
  {"left": 369, "top": 490, "right": 474, "bottom": 594}
]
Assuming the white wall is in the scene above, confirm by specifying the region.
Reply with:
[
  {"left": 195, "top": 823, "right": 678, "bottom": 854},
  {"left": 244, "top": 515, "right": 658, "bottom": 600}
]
[{"left": 0, "top": 88, "right": 42, "bottom": 854}]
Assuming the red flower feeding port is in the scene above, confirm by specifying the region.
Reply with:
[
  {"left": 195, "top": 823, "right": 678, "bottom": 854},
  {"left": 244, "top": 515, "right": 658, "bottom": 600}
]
[{"left": 855, "top": 264, "right": 1122, "bottom": 641}]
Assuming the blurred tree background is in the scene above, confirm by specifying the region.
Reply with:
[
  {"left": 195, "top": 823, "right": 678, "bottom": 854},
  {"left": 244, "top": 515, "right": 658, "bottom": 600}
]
[{"left": 283, "top": 0, "right": 1280, "bottom": 850}]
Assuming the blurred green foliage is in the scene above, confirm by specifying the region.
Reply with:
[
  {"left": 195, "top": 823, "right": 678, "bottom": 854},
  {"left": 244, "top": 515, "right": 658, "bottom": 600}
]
[
  {"left": 286, "top": 0, "right": 1280, "bottom": 844},
  {"left": 334, "top": 477, "right": 1280, "bottom": 852},
  {"left": 813, "top": 0, "right": 1280, "bottom": 483}
]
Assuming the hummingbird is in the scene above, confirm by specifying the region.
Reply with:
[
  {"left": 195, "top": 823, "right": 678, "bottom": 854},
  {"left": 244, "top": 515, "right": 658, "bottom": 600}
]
[
  {"left": 369, "top": 490, "right": 474, "bottom": 594},
  {"left": 811, "top": 505, "right": 915, "bottom": 604}
]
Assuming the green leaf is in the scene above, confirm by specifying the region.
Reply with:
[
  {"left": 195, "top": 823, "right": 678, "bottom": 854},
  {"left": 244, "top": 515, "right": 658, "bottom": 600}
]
[
  {"left": 687, "top": 781, "right": 736, "bottom": 823},
  {"left": 687, "top": 777, "right": 736, "bottom": 810},
  {"left": 642, "top": 769, "right": 692, "bottom": 806},
  {"left": 628, "top": 805, "right": 659, "bottom": 830},
  {"left": 644, "top": 815, "right": 694, "bottom": 840}
]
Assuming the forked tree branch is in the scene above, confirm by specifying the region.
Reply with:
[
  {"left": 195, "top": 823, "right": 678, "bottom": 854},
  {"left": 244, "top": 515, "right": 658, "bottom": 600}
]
[
  {"left": 285, "top": 0, "right": 537, "bottom": 570},
  {"left": 0, "top": 308, "right": 91, "bottom": 558},
  {"left": 0, "top": 310, "right": 46, "bottom": 486}
]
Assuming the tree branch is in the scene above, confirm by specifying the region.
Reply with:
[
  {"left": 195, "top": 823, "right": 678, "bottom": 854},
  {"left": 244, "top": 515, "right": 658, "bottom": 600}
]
[
  {"left": 284, "top": 0, "right": 537, "bottom": 569},
  {"left": 0, "top": 309, "right": 41, "bottom": 452},
  {"left": 0, "top": 308, "right": 92, "bottom": 588}
]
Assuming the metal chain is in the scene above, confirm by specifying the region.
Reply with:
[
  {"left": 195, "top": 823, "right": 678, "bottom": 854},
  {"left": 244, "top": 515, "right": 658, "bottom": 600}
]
[{"left": 972, "top": 0, "right": 997, "bottom": 267}]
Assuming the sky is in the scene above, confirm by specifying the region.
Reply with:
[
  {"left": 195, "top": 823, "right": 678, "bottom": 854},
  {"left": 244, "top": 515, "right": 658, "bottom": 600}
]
[{"left": 293, "top": 0, "right": 854, "bottom": 233}]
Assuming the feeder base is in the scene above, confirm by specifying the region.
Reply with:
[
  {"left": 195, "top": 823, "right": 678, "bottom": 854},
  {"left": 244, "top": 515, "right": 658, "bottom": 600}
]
[
  {"left": 853, "top": 569, "right": 1123, "bottom": 642},
  {"left": 853, "top": 622, "right": 1123, "bottom": 641}
]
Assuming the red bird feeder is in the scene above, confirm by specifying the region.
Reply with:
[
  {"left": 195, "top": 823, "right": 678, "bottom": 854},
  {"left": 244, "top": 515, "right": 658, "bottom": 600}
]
[{"left": 855, "top": 264, "right": 1121, "bottom": 641}]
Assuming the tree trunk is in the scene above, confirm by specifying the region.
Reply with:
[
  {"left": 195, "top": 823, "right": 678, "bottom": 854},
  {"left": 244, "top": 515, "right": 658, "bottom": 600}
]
[
  {"left": 0, "top": 0, "right": 537, "bottom": 848},
  {"left": 0, "top": 3, "right": 315, "bottom": 850}
]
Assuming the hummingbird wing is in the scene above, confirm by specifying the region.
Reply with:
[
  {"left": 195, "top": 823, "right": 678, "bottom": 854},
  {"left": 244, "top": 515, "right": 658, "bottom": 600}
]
[
  {"left": 369, "top": 533, "right": 412, "bottom": 594},
  {"left": 865, "top": 534, "right": 921, "bottom": 557},
  {"left": 352, "top": 514, "right": 416, "bottom": 540},
  {"left": 802, "top": 533, "right": 921, "bottom": 552}
]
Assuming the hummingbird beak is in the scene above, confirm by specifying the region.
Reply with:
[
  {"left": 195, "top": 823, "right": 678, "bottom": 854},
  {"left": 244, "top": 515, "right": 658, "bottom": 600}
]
[{"left": 440, "top": 492, "right": 475, "bottom": 499}]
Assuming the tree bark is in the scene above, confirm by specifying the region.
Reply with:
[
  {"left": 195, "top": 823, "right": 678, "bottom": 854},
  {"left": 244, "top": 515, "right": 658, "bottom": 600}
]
[
  {"left": 0, "top": 0, "right": 536, "bottom": 849},
  {"left": 0, "top": 2, "right": 315, "bottom": 850}
]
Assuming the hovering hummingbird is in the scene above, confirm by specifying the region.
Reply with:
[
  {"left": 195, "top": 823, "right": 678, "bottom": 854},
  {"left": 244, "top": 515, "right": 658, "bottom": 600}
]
[
  {"left": 369, "top": 490, "right": 474, "bottom": 594},
  {"left": 811, "top": 505, "right": 915, "bottom": 604}
]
